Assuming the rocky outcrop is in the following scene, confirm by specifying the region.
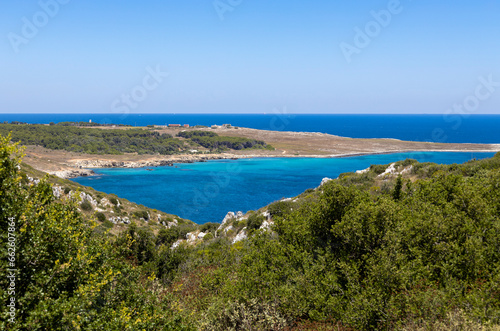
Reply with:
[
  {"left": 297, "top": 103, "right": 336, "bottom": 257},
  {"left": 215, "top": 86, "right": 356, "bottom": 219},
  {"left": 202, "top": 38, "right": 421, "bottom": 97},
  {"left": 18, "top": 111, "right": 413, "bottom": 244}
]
[
  {"left": 320, "top": 177, "right": 333, "bottom": 186},
  {"left": 171, "top": 239, "right": 183, "bottom": 249},
  {"left": 218, "top": 212, "right": 235, "bottom": 230},
  {"left": 259, "top": 220, "right": 272, "bottom": 230},
  {"left": 110, "top": 216, "right": 130, "bottom": 224},
  {"left": 73, "top": 159, "right": 174, "bottom": 169},
  {"left": 52, "top": 185, "right": 63, "bottom": 199},
  {"left": 232, "top": 228, "right": 247, "bottom": 244},
  {"left": 377, "top": 163, "right": 413, "bottom": 178},
  {"left": 186, "top": 232, "right": 197, "bottom": 243},
  {"left": 80, "top": 192, "right": 98, "bottom": 206},
  {"left": 356, "top": 167, "right": 370, "bottom": 174},
  {"left": 223, "top": 225, "right": 234, "bottom": 234},
  {"left": 378, "top": 163, "right": 397, "bottom": 178},
  {"left": 48, "top": 169, "right": 95, "bottom": 179}
]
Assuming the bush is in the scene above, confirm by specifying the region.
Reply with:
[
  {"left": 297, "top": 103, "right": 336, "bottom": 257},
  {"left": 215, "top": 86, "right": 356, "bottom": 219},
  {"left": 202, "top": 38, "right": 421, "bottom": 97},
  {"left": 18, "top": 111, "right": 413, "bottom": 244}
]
[
  {"left": 63, "top": 186, "right": 71, "bottom": 194},
  {"left": 268, "top": 200, "right": 294, "bottom": 218},
  {"left": 102, "top": 220, "right": 114, "bottom": 229},
  {"left": 200, "top": 222, "right": 219, "bottom": 234},
  {"left": 370, "top": 164, "right": 388, "bottom": 174},
  {"left": 157, "top": 227, "right": 180, "bottom": 247},
  {"left": 201, "top": 298, "right": 290, "bottom": 331},
  {"left": 203, "top": 233, "right": 214, "bottom": 241},
  {"left": 246, "top": 213, "right": 265, "bottom": 231},
  {"left": 109, "top": 197, "right": 118, "bottom": 205},
  {"left": 133, "top": 210, "right": 149, "bottom": 220},
  {"left": 80, "top": 199, "right": 92, "bottom": 211},
  {"left": 95, "top": 212, "right": 106, "bottom": 222}
]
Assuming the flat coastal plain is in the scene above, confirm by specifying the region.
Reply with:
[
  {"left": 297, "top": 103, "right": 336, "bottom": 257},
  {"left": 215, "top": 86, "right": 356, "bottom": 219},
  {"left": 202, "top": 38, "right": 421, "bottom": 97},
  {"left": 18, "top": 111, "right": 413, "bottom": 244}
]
[{"left": 21, "top": 126, "right": 500, "bottom": 178}]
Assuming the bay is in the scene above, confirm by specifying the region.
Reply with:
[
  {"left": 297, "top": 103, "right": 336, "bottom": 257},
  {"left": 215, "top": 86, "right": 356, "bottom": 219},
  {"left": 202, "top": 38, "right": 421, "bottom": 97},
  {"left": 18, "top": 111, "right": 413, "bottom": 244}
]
[{"left": 72, "top": 152, "right": 495, "bottom": 224}]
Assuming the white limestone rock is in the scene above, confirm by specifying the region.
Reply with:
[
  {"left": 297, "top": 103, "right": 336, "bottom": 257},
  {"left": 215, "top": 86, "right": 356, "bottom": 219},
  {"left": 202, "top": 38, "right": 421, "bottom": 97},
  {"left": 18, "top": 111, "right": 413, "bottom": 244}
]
[
  {"left": 259, "top": 220, "right": 271, "bottom": 230},
  {"left": 232, "top": 228, "right": 247, "bottom": 244},
  {"left": 171, "top": 239, "right": 183, "bottom": 249},
  {"left": 320, "top": 177, "right": 332, "bottom": 186},
  {"left": 377, "top": 163, "right": 397, "bottom": 178},
  {"left": 356, "top": 167, "right": 370, "bottom": 174},
  {"left": 218, "top": 212, "right": 236, "bottom": 230},
  {"left": 80, "top": 192, "right": 98, "bottom": 206},
  {"left": 186, "top": 232, "right": 197, "bottom": 243},
  {"left": 52, "top": 186, "right": 62, "bottom": 199},
  {"left": 223, "top": 225, "right": 234, "bottom": 234}
]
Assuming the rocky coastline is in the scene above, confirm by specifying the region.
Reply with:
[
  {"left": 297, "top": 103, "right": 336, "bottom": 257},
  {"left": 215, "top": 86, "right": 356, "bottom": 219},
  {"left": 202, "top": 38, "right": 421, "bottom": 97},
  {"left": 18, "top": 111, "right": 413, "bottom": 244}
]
[{"left": 57, "top": 148, "right": 500, "bottom": 179}]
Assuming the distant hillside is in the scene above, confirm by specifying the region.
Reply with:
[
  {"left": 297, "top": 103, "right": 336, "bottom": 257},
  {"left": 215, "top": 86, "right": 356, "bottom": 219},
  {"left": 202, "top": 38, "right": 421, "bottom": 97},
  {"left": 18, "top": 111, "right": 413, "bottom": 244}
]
[{"left": 0, "top": 123, "right": 273, "bottom": 155}]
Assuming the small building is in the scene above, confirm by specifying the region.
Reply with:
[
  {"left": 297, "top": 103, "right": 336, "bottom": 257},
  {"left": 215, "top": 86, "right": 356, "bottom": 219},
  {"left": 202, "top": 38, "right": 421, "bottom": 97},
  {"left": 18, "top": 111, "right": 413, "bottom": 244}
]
[
  {"left": 168, "top": 124, "right": 181, "bottom": 127},
  {"left": 183, "top": 124, "right": 190, "bottom": 128}
]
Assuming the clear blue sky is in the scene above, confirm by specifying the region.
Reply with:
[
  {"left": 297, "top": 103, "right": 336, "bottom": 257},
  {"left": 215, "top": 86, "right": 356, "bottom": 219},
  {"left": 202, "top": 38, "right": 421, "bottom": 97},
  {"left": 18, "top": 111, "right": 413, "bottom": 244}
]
[{"left": 1, "top": 0, "right": 499, "bottom": 114}]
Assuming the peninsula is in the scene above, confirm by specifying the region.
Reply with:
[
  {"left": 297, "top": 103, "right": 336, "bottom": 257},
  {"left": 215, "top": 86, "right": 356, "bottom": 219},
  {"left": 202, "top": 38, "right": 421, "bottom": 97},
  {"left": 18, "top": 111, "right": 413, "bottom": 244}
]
[{"left": 7, "top": 123, "right": 499, "bottom": 178}]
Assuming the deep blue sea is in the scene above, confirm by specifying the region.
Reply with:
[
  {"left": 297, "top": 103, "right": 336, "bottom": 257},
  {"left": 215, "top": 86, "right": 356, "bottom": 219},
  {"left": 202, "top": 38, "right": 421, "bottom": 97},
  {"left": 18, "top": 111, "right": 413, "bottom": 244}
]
[
  {"left": 2, "top": 113, "right": 500, "bottom": 143},
  {"left": 73, "top": 152, "right": 495, "bottom": 224}
]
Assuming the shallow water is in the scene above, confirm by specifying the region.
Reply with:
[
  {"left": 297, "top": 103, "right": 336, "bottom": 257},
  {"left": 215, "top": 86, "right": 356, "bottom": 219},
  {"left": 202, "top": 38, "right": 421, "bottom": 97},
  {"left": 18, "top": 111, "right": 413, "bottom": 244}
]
[{"left": 72, "top": 152, "right": 495, "bottom": 224}]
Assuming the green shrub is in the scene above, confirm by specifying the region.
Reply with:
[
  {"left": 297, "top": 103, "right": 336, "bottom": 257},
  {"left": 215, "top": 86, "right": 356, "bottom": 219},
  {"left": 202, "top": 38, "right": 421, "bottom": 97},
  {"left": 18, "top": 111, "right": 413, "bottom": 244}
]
[
  {"left": 95, "top": 212, "right": 106, "bottom": 222},
  {"left": 63, "top": 186, "right": 71, "bottom": 194},
  {"left": 203, "top": 233, "right": 214, "bottom": 241},
  {"left": 370, "top": 163, "right": 388, "bottom": 174},
  {"left": 80, "top": 199, "right": 92, "bottom": 211},
  {"left": 102, "top": 220, "right": 114, "bottom": 229},
  {"left": 246, "top": 213, "right": 265, "bottom": 231},
  {"left": 267, "top": 200, "right": 294, "bottom": 218},
  {"left": 109, "top": 197, "right": 118, "bottom": 205},
  {"left": 200, "top": 222, "right": 219, "bottom": 234},
  {"left": 201, "top": 298, "right": 290, "bottom": 331},
  {"left": 134, "top": 210, "right": 149, "bottom": 220},
  {"left": 157, "top": 227, "right": 180, "bottom": 247}
]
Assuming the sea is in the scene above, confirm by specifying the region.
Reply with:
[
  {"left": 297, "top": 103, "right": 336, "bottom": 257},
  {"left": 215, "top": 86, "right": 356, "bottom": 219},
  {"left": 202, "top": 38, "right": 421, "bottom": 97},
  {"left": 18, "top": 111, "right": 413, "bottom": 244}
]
[
  {"left": 2, "top": 113, "right": 500, "bottom": 143},
  {"left": 73, "top": 152, "right": 496, "bottom": 224},
  {"left": 4, "top": 113, "right": 499, "bottom": 223}
]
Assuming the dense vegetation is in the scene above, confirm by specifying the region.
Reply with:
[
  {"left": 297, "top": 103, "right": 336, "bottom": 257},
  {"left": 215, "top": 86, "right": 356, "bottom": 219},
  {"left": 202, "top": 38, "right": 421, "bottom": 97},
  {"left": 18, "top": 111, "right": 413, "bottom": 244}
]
[
  {"left": 0, "top": 123, "right": 272, "bottom": 155},
  {"left": 177, "top": 130, "right": 271, "bottom": 151},
  {"left": 1, "top": 134, "right": 500, "bottom": 330},
  {"left": 0, "top": 124, "right": 184, "bottom": 155},
  {"left": 55, "top": 121, "right": 132, "bottom": 127}
]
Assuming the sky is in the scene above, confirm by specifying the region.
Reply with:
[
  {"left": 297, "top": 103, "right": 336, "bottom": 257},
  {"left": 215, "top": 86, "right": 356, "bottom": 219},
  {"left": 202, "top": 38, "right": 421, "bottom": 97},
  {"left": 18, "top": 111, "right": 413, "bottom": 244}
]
[{"left": 1, "top": 0, "right": 499, "bottom": 114}]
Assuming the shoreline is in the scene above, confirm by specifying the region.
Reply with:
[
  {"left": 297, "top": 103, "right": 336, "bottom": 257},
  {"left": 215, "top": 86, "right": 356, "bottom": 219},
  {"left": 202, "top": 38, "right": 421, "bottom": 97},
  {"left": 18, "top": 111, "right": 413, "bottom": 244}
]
[
  {"left": 66, "top": 149, "right": 499, "bottom": 179},
  {"left": 19, "top": 126, "right": 500, "bottom": 179}
]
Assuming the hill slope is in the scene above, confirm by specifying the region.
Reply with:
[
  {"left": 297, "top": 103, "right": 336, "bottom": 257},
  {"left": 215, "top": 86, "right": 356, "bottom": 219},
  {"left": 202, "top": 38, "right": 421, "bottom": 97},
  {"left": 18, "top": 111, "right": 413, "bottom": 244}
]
[{"left": 2, "top": 134, "right": 500, "bottom": 330}]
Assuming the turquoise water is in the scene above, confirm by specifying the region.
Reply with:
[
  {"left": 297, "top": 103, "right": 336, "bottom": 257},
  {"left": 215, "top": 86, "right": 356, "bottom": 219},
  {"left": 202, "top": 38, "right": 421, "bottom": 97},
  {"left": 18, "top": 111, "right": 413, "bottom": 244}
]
[{"left": 72, "top": 152, "right": 496, "bottom": 224}]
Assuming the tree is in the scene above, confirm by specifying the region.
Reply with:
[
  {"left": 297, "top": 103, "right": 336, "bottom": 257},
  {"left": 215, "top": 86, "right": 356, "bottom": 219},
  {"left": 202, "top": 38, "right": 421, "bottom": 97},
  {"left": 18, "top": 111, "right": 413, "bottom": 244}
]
[{"left": 392, "top": 174, "right": 403, "bottom": 200}]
